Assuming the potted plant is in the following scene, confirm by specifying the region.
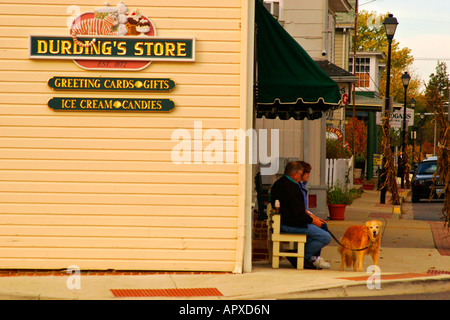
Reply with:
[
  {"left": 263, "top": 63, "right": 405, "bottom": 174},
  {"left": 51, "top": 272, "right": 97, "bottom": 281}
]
[{"left": 326, "top": 183, "right": 355, "bottom": 220}]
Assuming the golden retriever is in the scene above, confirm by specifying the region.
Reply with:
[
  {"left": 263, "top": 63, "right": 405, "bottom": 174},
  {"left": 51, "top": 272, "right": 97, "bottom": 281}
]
[{"left": 338, "top": 220, "right": 382, "bottom": 271}]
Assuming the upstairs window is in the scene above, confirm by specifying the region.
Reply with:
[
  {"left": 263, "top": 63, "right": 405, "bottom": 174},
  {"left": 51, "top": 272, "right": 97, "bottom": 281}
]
[
  {"left": 263, "top": 0, "right": 281, "bottom": 20},
  {"left": 349, "top": 57, "right": 371, "bottom": 88}
]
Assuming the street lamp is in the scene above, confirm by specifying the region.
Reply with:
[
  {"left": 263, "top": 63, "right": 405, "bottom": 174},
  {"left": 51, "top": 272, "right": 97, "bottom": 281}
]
[
  {"left": 400, "top": 71, "right": 410, "bottom": 188},
  {"left": 380, "top": 13, "right": 398, "bottom": 204}
]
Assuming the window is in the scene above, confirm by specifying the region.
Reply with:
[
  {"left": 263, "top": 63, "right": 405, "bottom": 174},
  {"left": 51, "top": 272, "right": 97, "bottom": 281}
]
[
  {"left": 349, "top": 57, "right": 371, "bottom": 88},
  {"left": 263, "top": 1, "right": 281, "bottom": 20}
]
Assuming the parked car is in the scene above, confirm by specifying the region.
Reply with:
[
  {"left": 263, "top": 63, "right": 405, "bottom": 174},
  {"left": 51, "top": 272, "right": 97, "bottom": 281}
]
[{"left": 411, "top": 157, "right": 444, "bottom": 203}]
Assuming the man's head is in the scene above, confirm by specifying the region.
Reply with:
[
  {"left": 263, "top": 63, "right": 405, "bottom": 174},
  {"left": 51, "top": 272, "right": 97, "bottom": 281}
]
[
  {"left": 299, "top": 161, "right": 311, "bottom": 183},
  {"left": 284, "top": 161, "right": 304, "bottom": 183}
]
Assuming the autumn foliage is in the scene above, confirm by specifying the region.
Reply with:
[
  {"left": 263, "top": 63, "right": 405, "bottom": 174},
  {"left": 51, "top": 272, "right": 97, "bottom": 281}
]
[{"left": 345, "top": 117, "right": 367, "bottom": 156}]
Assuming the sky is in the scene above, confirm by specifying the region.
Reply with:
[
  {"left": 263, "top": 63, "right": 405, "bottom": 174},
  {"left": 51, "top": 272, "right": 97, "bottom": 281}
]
[{"left": 360, "top": 0, "right": 450, "bottom": 87}]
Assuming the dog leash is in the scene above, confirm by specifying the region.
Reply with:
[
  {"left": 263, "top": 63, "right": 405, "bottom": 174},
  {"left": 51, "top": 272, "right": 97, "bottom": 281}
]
[{"left": 327, "top": 218, "right": 388, "bottom": 252}]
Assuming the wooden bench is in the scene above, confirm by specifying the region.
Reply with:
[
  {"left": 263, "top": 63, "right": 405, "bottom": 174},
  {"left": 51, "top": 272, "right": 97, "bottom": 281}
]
[{"left": 267, "top": 204, "right": 307, "bottom": 269}]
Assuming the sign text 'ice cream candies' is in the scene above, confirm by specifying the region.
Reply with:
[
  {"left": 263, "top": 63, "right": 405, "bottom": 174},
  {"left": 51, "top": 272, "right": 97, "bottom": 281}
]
[{"left": 29, "top": 2, "right": 195, "bottom": 70}]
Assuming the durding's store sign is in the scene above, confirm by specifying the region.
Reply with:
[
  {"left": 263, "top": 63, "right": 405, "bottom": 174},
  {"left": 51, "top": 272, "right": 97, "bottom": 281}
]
[{"left": 29, "top": 2, "right": 195, "bottom": 70}]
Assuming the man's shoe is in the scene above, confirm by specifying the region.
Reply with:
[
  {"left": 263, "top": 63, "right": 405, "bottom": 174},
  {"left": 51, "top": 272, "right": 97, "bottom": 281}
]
[
  {"left": 313, "top": 256, "right": 330, "bottom": 269},
  {"left": 304, "top": 259, "right": 320, "bottom": 270}
]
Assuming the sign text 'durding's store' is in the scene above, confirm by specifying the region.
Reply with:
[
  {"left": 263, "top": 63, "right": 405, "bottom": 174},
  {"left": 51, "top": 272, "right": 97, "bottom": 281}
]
[{"left": 28, "top": 2, "right": 195, "bottom": 114}]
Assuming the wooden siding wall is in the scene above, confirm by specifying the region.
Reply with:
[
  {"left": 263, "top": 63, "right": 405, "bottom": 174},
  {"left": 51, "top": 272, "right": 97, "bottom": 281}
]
[{"left": 0, "top": 0, "right": 245, "bottom": 272}]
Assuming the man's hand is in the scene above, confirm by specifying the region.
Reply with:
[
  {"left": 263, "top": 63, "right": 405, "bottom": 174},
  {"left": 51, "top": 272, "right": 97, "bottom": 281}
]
[{"left": 307, "top": 210, "right": 326, "bottom": 227}]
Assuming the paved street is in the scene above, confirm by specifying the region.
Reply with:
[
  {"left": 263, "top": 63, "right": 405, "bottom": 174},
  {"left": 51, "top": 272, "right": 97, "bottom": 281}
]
[{"left": 404, "top": 198, "right": 445, "bottom": 221}]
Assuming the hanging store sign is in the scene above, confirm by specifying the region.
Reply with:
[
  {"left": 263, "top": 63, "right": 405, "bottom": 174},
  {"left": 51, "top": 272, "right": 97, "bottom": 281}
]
[
  {"left": 29, "top": 2, "right": 195, "bottom": 70},
  {"left": 29, "top": 36, "right": 195, "bottom": 61},
  {"left": 48, "top": 97, "right": 175, "bottom": 112},
  {"left": 48, "top": 76, "right": 175, "bottom": 91},
  {"left": 376, "top": 107, "right": 414, "bottom": 128}
]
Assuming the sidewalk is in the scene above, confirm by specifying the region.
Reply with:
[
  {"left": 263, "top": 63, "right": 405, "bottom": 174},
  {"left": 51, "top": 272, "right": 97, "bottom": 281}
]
[{"left": 0, "top": 189, "right": 449, "bottom": 300}]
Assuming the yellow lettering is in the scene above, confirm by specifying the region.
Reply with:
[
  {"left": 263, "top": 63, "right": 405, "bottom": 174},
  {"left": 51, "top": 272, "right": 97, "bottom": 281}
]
[
  {"left": 62, "top": 99, "right": 76, "bottom": 108},
  {"left": 117, "top": 41, "right": 126, "bottom": 55},
  {"left": 177, "top": 42, "right": 186, "bottom": 56},
  {"left": 37, "top": 40, "right": 48, "bottom": 54},
  {"left": 134, "top": 42, "right": 144, "bottom": 55},
  {"left": 154, "top": 43, "right": 164, "bottom": 56},
  {"left": 49, "top": 40, "right": 60, "bottom": 54},
  {"left": 90, "top": 41, "right": 101, "bottom": 55},
  {"left": 104, "top": 79, "right": 111, "bottom": 88},
  {"left": 61, "top": 40, "right": 72, "bottom": 55},
  {"left": 73, "top": 43, "right": 83, "bottom": 54},
  {"left": 103, "top": 100, "right": 112, "bottom": 109},
  {"left": 145, "top": 42, "right": 154, "bottom": 55},
  {"left": 102, "top": 41, "right": 112, "bottom": 55},
  {"left": 165, "top": 42, "right": 176, "bottom": 56}
]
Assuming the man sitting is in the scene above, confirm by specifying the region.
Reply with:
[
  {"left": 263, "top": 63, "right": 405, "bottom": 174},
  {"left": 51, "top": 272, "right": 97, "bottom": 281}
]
[{"left": 270, "top": 161, "right": 331, "bottom": 269}]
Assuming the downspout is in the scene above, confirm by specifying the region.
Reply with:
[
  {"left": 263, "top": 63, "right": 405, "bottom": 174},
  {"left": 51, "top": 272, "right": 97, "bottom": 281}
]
[{"left": 322, "top": 0, "right": 328, "bottom": 59}]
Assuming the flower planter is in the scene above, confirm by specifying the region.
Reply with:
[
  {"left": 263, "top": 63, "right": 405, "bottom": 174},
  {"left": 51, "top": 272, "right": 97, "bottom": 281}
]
[
  {"left": 362, "top": 184, "right": 374, "bottom": 190},
  {"left": 328, "top": 204, "right": 346, "bottom": 220}
]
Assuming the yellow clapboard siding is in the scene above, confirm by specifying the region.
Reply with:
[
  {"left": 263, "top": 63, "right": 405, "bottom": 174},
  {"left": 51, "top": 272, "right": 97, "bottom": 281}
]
[
  {"left": 0, "top": 213, "right": 237, "bottom": 228},
  {"left": 0, "top": 225, "right": 237, "bottom": 239},
  {"left": 0, "top": 193, "right": 238, "bottom": 206},
  {"left": 0, "top": 259, "right": 236, "bottom": 272},
  {"left": 0, "top": 105, "right": 241, "bottom": 118},
  {"left": 2, "top": 27, "right": 242, "bottom": 41},
  {"left": 0, "top": 136, "right": 242, "bottom": 151},
  {"left": 0, "top": 203, "right": 237, "bottom": 217},
  {"left": 0, "top": 181, "right": 238, "bottom": 196},
  {"left": 0, "top": 159, "right": 239, "bottom": 173},
  {"left": 0, "top": 60, "right": 241, "bottom": 74},
  {"left": 0, "top": 170, "right": 239, "bottom": 184},
  {"left": 0, "top": 150, "right": 239, "bottom": 164},
  {"left": 0, "top": 127, "right": 243, "bottom": 140},
  {"left": 0, "top": 247, "right": 236, "bottom": 261},
  {"left": 0, "top": 0, "right": 248, "bottom": 272},
  {"left": 0, "top": 114, "right": 240, "bottom": 128},
  {"left": 0, "top": 236, "right": 237, "bottom": 250}
]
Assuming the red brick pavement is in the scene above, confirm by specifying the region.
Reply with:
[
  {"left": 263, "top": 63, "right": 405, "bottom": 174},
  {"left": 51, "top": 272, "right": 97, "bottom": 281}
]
[{"left": 428, "top": 221, "right": 450, "bottom": 256}]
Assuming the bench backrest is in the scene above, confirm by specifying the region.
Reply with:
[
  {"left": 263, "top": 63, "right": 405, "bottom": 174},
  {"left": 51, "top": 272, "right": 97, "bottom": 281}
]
[{"left": 266, "top": 203, "right": 281, "bottom": 235}]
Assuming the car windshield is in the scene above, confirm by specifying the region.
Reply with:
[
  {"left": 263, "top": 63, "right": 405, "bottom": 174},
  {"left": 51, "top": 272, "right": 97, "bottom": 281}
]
[{"left": 417, "top": 162, "right": 437, "bottom": 175}]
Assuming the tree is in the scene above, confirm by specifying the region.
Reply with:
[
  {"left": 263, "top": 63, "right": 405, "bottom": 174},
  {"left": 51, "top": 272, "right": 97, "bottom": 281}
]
[
  {"left": 355, "top": 11, "right": 422, "bottom": 103},
  {"left": 426, "top": 61, "right": 449, "bottom": 101},
  {"left": 426, "top": 85, "right": 450, "bottom": 229},
  {"left": 345, "top": 117, "right": 367, "bottom": 157},
  {"left": 423, "top": 62, "right": 450, "bottom": 228}
]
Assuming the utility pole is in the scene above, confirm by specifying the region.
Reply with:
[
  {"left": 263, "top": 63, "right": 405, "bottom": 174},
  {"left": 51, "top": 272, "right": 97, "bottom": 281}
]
[{"left": 352, "top": 0, "right": 358, "bottom": 158}]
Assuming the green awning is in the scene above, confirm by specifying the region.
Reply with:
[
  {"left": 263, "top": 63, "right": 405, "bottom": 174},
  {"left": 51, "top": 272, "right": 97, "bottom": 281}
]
[{"left": 255, "top": 0, "right": 341, "bottom": 120}]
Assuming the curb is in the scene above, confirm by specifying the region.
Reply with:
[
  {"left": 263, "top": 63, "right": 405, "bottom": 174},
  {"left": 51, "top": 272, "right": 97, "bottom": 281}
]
[{"left": 250, "top": 275, "right": 450, "bottom": 300}]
